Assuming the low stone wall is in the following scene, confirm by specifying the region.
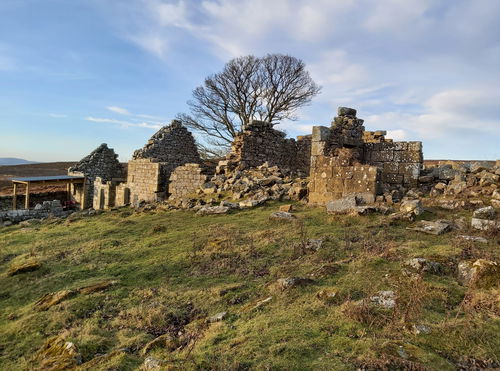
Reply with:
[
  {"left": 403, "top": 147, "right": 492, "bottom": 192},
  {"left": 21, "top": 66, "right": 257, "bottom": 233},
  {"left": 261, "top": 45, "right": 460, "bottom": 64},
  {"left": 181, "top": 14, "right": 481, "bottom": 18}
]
[
  {"left": 0, "top": 191, "right": 69, "bottom": 211},
  {"left": 168, "top": 163, "right": 209, "bottom": 199},
  {"left": 0, "top": 200, "right": 69, "bottom": 223}
]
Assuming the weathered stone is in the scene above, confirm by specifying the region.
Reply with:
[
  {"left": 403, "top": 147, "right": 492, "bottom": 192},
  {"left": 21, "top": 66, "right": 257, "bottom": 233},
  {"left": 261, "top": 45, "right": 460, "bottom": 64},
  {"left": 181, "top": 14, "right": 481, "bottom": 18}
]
[
  {"left": 370, "top": 290, "right": 395, "bottom": 309},
  {"left": 400, "top": 199, "right": 424, "bottom": 216},
  {"left": 457, "top": 235, "right": 488, "bottom": 243},
  {"left": 457, "top": 259, "right": 499, "bottom": 288},
  {"left": 418, "top": 175, "right": 434, "bottom": 183},
  {"left": 470, "top": 161, "right": 494, "bottom": 173},
  {"left": 472, "top": 206, "right": 496, "bottom": 220},
  {"left": 279, "top": 204, "right": 294, "bottom": 212},
  {"left": 407, "top": 220, "right": 452, "bottom": 235},
  {"left": 471, "top": 218, "right": 499, "bottom": 231},
  {"left": 276, "top": 277, "right": 314, "bottom": 290},
  {"left": 404, "top": 258, "right": 442, "bottom": 274},
  {"left": 141, "top": 334, "right": 178, "bottom": 356},
  {"left": 269, "top": 211, "right": 296, "bottom": 221},
  {"left": 208, "top": 311, "right": 228, "bottom": 323},
  {"left": 326, "top": 196, "right": 357, "bottom": 214},
  {"left": 143, "top": 356, "right": 169, "bottom": 369},
  {"left": 337, "top": 107, "right": 357, "bottom": 116},
  {"left": 196, "top": 206, "right": 230, "bottom": 216}
]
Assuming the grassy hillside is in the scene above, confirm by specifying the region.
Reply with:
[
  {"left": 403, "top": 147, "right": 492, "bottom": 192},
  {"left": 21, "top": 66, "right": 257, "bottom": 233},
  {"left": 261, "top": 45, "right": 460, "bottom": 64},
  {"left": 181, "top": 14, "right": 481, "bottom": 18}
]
[{"left": 0, "top": 203, "right": 498, "bottom": 370}]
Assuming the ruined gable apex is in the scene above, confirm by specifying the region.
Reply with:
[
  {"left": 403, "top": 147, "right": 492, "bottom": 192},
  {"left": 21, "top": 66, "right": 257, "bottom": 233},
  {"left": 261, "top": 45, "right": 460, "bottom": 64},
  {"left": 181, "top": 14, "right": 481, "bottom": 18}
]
[
  {"left": 68, "top": 143, "right": 123, "bottom": 181},
  {"left": 132, "top": 120, "right": 201, "bottom": 164}
]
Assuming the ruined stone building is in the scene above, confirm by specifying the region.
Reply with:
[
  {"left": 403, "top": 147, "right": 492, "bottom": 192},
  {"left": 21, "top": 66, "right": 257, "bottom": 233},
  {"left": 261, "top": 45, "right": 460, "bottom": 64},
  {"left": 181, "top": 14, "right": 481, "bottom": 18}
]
[
  {"left": 68, "top": 144, "right": 124, "bottom": 209},
  {"left": 308, "top": 107, "right": 423, "bottom": 205},
  {"left": 81, "top": 120, "right": 201, "bottom": 209},
  {"left": 67, "top": 107, "right": 423, "bottom": 211},
  {"left": 216, "top": 119, "right": 311, "bottom": 176}
]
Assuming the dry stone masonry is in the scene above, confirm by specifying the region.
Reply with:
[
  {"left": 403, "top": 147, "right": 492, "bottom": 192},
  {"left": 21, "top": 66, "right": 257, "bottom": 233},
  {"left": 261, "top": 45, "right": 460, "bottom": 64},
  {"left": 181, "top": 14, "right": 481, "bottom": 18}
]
[
  {"left": 308, "top": 107, "right": 423, "bottom": 206},
  {"left": 126, "top": 120, "right": 201, "bottom": 204},
  {"left": 216, "top": 120, "right": 311, "bottom": 177},
  {"left": 168, "top": 164, "right": 209, "bottom": 199},
  {"left": 68, "top": 144, "right": 124, "bottom": 209}
]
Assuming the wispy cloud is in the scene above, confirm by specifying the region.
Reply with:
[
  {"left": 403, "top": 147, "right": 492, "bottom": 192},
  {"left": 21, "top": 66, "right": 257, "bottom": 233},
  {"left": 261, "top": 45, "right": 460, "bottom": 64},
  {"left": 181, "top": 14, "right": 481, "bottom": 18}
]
[
  {"left": 107, "top": 106, "right": 131, "bottom": 115},
  {"left": 49, "top": 113, "right": 68, "bottom": 118},
  {"left": 86, "top": 116, "right": 162, "bottom": 130}
]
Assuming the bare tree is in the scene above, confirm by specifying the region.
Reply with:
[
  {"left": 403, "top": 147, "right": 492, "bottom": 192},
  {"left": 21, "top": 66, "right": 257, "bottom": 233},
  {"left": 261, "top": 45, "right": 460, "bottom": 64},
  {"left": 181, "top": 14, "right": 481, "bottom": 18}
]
[{"left": 178, "top": 54, "right": 320, "bottom": 155}]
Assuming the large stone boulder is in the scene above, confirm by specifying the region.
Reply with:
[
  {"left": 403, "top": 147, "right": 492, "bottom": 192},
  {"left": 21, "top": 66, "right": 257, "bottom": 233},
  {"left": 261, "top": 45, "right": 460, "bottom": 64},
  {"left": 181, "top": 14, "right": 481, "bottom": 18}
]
[
  {"left": 326, "top": 196, "right": 357, "bottom": 214},
  {"left": 400, "top": 199, "right": 424, "bottom": 216},
  {"left": 196, "top": 206, "right": 230, "bottom": 216},
  {"left": 471, "top": 206, "right": 499, "bottom": 231},
  {"left": 407, "top": 220, "right": 452, "bottom": 235}
]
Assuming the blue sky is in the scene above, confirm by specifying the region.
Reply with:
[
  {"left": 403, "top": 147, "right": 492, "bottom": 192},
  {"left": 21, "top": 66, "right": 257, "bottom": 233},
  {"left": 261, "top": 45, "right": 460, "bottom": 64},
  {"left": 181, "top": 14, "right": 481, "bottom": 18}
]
[{"left": 0, "top": 0, "right": 499, "bottom": 162}]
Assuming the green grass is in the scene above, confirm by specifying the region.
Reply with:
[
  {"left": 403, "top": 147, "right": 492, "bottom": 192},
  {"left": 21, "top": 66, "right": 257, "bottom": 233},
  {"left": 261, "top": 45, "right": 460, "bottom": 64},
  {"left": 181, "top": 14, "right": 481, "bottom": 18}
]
[{"left": 0, "top": 202, "right": 498, "bottom": 370}]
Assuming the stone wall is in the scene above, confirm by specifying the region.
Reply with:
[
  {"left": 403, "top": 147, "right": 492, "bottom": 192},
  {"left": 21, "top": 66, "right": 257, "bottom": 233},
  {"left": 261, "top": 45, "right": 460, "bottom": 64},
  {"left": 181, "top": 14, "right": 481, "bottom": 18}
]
[
  {"left": 308, "top": 157, "right": 379, "bottom": 205},
  {"left": 363, "top": 141, "right": 422, "bottom": 190},
  {"left": 128, "top": 120, "right": 201, "bottom": 202},
  {"left": 219, "top": 120, "right": 311, "bottom": 176},
  {"left": 68, "top": 143, "right": 124, "bottom": 209},
  {"left": 93, "top": 177, "right": 123, "bottom": 210},
  {"left": 168, "top": 163, "right": 209, "bottom": 199},
  {"left": 308, "top": 107, "right": 423, "bottom": 206},
  {"left": 127, "top": 159, "right": 163, "bottom": 204},
  {"left": 0, "top": 191, "right": 69, "bottom": 211},
  {"left": 0, "top": 200, "right": 69, "bottom": 224},
  {"left": 115, "top": 184, "right": 130, "bottom": 207}
]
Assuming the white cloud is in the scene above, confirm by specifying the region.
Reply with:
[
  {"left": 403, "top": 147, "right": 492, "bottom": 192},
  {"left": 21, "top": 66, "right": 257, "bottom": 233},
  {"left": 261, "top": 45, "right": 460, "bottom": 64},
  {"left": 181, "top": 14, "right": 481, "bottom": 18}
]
[
  {"left": 92, "top": 0, "right": 500, "bottom": 158},
  {"left": 107, "top": 106, "right": 131, "bottom": 115},
  {"left": 86, "top": 116, "right": 162, "bottom": 130},
  {"left": 386, "top": 129, "right": 407, "bottom": 141},
  {"left": 49, "top": 113, "right": 67, "bottom": 118}
]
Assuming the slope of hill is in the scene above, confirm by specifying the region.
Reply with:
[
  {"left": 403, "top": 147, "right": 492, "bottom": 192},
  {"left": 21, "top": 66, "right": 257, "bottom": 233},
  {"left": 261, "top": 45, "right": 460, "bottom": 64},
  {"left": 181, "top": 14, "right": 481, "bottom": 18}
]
[
  {"left": 0, "top": 158, "right": 39, "bottom": 166},
  {"left": 0, "top": 203, "right": 498, "bottom": 370}
]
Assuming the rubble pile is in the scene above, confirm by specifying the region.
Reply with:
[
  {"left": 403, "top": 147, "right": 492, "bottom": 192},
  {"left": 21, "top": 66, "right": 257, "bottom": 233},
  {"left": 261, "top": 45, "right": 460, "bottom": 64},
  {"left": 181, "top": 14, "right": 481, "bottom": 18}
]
[
  {"left": 419, "top": 161, "right": 500, "bottom": 209},
  {"left": 168, "top": 162, "right": 308, "bottom": 210}
]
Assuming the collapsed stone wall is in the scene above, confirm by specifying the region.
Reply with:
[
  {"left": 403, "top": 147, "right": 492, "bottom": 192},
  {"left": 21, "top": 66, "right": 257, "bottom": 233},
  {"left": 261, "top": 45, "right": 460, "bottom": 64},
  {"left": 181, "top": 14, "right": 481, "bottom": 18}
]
[
  {"left": 0, "top": 200, "right": 69, "bottom": 224},
  {"left": 217, "top": 120, "right": 311, "bottom": 177},
  {"left": 68, "top": 144, "right": 124, "bottom": 209},
  {"left": 127, "top": 120, "right": 201, "bottom": 203},
  {"left": 0, "top": 191, "right": 69, "bottom": 211},
  {"left": 168, "top": 164, "right": 209, "bottom": 199},
  {"left": 308, "top": 107, "right": 423, "bottom": 206}
]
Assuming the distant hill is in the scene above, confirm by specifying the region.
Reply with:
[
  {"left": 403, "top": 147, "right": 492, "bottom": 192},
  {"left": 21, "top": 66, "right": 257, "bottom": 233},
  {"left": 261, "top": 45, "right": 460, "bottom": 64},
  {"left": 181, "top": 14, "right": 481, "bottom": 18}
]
[{"left": 0, "top": 158, "right": 40, "bottom": 166}]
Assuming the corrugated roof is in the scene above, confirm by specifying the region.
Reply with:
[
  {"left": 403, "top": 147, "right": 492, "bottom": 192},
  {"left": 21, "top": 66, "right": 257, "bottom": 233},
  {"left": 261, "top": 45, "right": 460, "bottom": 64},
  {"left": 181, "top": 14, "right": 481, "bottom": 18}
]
[{"left": 11, "top": 175, "right": 85, "bottom": 182}]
